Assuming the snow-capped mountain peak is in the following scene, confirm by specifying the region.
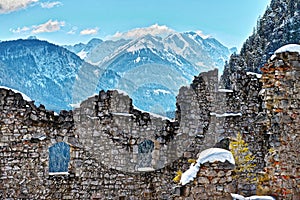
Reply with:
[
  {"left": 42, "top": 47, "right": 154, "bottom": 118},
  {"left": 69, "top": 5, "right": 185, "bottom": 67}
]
[
  {"left": 126, "top": 34, "right": 164, "bottom": 53},
  {"left": 64, "top": 27, "right": 234, "bottom": 117},
  {"left": 194, "top": 30, "right": 211, "bottom": 39},
  {"left": 110, "top": 24, "right": 175, "bottom": 40}
]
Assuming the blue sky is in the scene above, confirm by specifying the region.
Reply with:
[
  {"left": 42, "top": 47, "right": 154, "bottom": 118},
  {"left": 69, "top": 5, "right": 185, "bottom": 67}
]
[{"left": 0, "top": 0, "right": 271, "bottom": 49}]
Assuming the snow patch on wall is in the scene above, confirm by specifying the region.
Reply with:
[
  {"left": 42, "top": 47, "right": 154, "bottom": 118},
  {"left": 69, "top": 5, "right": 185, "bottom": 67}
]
[
  {"left": 218, "top": 89, "right": 233, "bottom": 93},
  {"left": 180, "top": 148, "right": 235, "bottom": 185},
  {"left": 210, "top": 112, "right": 242, "bottom": 118},
  {"left": 246, "top": 72, "right": 262, "bottom": 78},
  {"left": 231, "top": 193, "right": 275, "bottom": 200},
  {"left": 49, "top": 172, "right": 69, "bottom": 176},
  {"left": 275, "top": 44, "right": 300, "bottom": 54},
  {"left": 69, "top": 103, "right": 81, "bottom": 108}
]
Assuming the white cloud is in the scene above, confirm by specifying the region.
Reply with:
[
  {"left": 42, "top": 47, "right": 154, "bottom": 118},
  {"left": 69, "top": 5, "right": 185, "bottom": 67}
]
[
  {"left": 111, "top": 24, "right": 175, "bottom": 40},
  {"left": 9, "top": 26, "right": 30, "bottom": 34},
  {"left": 32, "top": 19, "right": 65, "bottom": 34},
  {"left": 10, "top": 19, "right": 65, "bottom": 35},
  {"left": 40, "top": 1, "right": 62, "bottom": 9},
  {"left": 10, "top": 26, "right": 30, "bottom": 34},
  {"left": 80, "top": 28, "right": 99, "bottom": 35},
  {"left": 0, "top": 0, "right": 39, "bottom": 14},
  {"left": 195, "top": 30, "right": 211, "bottom": 39}
]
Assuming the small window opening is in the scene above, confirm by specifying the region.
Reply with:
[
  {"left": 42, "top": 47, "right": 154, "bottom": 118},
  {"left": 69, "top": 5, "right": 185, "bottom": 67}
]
[{"left": 49, "top": 142, "right": 70, "bottom": 174}]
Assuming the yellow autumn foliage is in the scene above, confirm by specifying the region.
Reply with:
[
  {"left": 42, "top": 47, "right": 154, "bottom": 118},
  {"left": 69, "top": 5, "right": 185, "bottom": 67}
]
[
  {"left": 173, "top": 170, "right": 182, "bottom": 183},
  {"left": 188, "top": 159, "right": 197, "bottom": 164},
  {"left": 230, "top": 132, "right": 256, "bottom": 183}
]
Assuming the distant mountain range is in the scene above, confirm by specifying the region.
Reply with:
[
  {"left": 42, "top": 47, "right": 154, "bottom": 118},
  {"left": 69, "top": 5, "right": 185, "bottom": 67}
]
[
  {"left": 1, "top": 0, "right": 296, "bottom": 117},
  {"left": 0, "top": 26, "right": 234, "bottom": 117},
  {"left": 65, "top": 30, "right": 235, "bottom": 117}
]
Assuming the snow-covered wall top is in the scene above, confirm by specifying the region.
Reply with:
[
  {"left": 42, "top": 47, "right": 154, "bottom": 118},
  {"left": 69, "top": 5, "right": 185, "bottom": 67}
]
[
  {"left": 180, "top": 148, "right": 235, "bottom": 185},
  {"left": 274, "top": 44, "right": 300, "bottom": 54}
]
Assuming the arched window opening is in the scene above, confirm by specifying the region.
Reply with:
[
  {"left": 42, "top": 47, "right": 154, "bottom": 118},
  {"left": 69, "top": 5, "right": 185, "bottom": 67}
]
[
  {"left": 49, "top": 142, "right": 70, "bottom": 174},
  {"left": 138, "top": 139, "right": 154, "bottom": 153},
  {"left": 137, "top": 140, "right": 154, "bottom": 171}
]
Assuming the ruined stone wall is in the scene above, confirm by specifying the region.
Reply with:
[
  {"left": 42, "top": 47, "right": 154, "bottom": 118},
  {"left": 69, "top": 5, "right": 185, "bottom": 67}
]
[
  {"left": 259, "top": 51, "right": 300, "bottom": 199},
  {"left": 174, "top": 162, "right": 234, "bottom": 200},
  {"left": 0, "top": 88, "right": 182, "bottom": 199},
  {"left": 173, "top": 51, "right": 300, "bottom": 198},
  {"left": 73, "top": 69, "right": 219, "bottom": 173},
  {"left": 222, "top": 71, "right": 266, "bottom": 195},
  {"left": 1, "top": 69, "right": 237, "bottom": 199},
  {"left": 1, "top": 52, "right": 300, "bottom": 199}
]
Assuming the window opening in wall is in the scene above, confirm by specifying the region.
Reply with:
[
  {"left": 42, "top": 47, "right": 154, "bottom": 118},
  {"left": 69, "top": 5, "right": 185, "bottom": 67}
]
[
  {"left": 137, "top": 139, "right": 154, "bottom": 171},
  {"left": 49, "top": 142, "right": 70, "bottom": 175}
]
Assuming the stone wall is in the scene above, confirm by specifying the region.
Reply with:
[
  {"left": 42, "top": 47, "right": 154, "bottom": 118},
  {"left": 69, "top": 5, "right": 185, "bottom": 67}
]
[
  {"left": 174, "top": 161, "right": 234, "bottom": 200},
  {"left": 259, "top": 51, "right": 300, "bottom": 199},
  {"left": 0, "top": 88, "right": 180, "bottom": 199},
  {"left": 73, "top": 69, "right": 218, "bottom": 173},
  {"left": 1, "top": 52, "right": 300, "bottom": 199},
  {"left": 1, "top": 69, "right": 236, "bottom": 199}
]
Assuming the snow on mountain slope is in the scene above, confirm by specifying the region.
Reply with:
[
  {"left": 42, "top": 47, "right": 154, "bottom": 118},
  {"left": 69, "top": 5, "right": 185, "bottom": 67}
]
[
  {"left": 84, "top": 28, "right": 232, "bottom": 117},
  {"left": 0, "top": 25, "right": 233, "bottom": 117},
  {"left": 86, "top": 39, "right": 130, "bottom": 65},
  {"left": 164, "top": 32, "right": 215, "bottom": 71},
  {"left": 96, "top": 31, "right": 231, "bottom": 73},
  {"left": 60, "top": 24, "right": 230, "bottom": 117},
  {"left": 64, "top": 38, "right": 103, "bottom": 60}
]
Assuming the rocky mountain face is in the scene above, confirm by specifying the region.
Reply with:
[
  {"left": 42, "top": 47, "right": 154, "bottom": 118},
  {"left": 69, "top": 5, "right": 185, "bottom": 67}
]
[
  {"left": 221, "top": 0, "right": 300, "bottom": 88},
  {"left": 66, "top": 31, "right": 233, "bottom": 117},
  {"left": 0, "top": 39, "right": 98, "bottom": 112}
]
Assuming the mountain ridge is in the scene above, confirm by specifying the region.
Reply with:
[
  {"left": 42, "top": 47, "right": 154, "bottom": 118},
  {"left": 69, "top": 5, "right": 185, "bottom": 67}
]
[
  {"left": 1, "top": 26, "right": 234, "bottom": 117},
  {"left": 0, "top": 39, "right": 99, "bottom": 112},
  {"left": 65, "top": 28, "right": 234, "bottom": 117},
  {"left": 65, "top": 29, "right": 233, "bottom": 73}
]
